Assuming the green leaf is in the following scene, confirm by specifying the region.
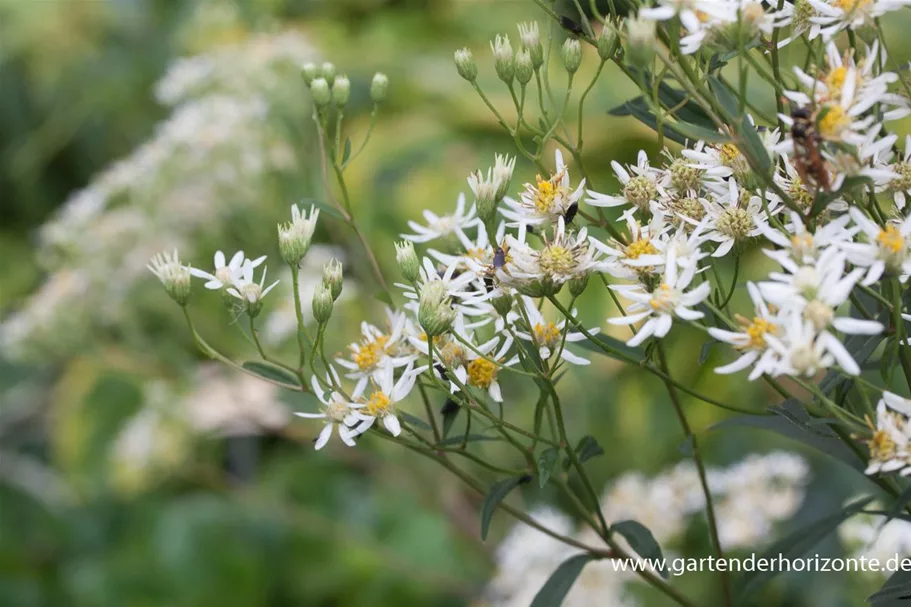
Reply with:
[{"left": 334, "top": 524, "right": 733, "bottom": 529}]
[
  {"left": 241, "top": 361, "right": 301, "bottom": 387},
  {"left": 884, "top": 484, "right": 911, "bottom": 526},
  {"left": 677, "top": 435, "right": 694, "bottom": 457},
  {"left": 869, "top": 570, "right": 911, "bottom": 604},
  {"left": 537, "top": 448, "right": 559, "bottom": 488},
  {"left": 612, "top": 520, "right": 668, "bottom": 578},
  {"left": 302, "top": 197, "right": 346, "bottom": 221},
  {"left": 573, "top": 332, "right": 644, "bottom": 362},
  {"left": 810, "top": 175, "right": 874, "bottom": 218},
  {"left": 699, "top": 341, "right": 714, "bottom": 365},
  {"left": 530, "top": 554, "right": 595, "bottom": 607},
  {"left": 739, "top": 115, "right": 771, "bottom": 176},
  {"left": 399, "top": 411, "right": 432, "bottom": 431},
  {"left": 441, "top": 397, "right": 460, "bottom": 438},
  {"left": 708, "top": 76, "right": 739, "bottom": 119},
  {"left": 576, "top": 435, "right": 604, "bottom": 463},
  {"left": 608, "top": 96, "right": 728, "bottom": 145},
  {"left": 739, "top": 495, "right": 875, "bottom": 598},
  {"left": 481, "top": 475, "right": 530, "bottom": 540},
  {"left": 341, "top": 137, "right": 352, "bottom": 164},
  {"left": 435, "top": 434, "right": 500, "bottom": 448}
]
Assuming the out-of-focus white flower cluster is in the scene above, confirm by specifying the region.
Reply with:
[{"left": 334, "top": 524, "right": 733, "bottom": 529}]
[
  {"left": 840, "top": 505, "right": 911, "bottom": 572},
  {"left": 1, "top": 30, "right": 317, "bottom": 361},
  {"left": 484, "top": 452, "right": 810, "bottom": 607}
]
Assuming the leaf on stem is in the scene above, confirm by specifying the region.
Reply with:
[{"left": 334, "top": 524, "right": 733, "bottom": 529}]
[
  {"left": 708, "top": 75, "right": 739, "bottom": 120},
  {"left": 537, "top": 447, "right": 560, "bottom": 488},
  {"left": 399, "top": 411, "right": 432, "bottom": 431},
  {"left": 441, "top": 397, "right": 460, "bottom": 438},
  {"left": 530, "top": 554, "right": 596, "bottom": 607},
  {"left": 241, "top": 361, "right": 301, "bottom": 387},
  {"left": 611, "top": 520, "right": 669, "bottom": 578},
  {"left": 481, "top": 475, "right": 532, "bottom": 540},
  {"left": 435, "top": 434, "right": 501, "bottom": 448},
  {"left": 869, "top": 569, "right": 911, "bottom": 605},
  {"left": 738, "top": 114, "right": 771, "bottom": 176}
]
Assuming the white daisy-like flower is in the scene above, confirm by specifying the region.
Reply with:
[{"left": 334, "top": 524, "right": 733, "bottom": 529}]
[
  {"left": 586, "top": 150, "right": 662, "bottom": 212},
  {"left": 764, "top": 309, "right": 861, "bottom": 376},
  {"left": 875, "top": 135, "right": 911, "bottom": 210},
  {"left": 808, "top": 0, "right": 911, "bottom": 40},
  {"left": 190, "top": 250, "right": 266, "bottom": 290},
  {"left": 402, "top": 192, "right": 479, "bottom": 243},
  {"left": 354, "top": 362, "right": 426, "bottom": 437},
  {"left": 771, "top": 0, "right": 823, "bottom": 47},
  {"left": 514, "top": 296, "right": 595, "bottom": 365},
  {"left": 841, "top": 207, "right": 911, "bottom": 285},
  {"left": 501, "top": 149, "right": 585, "bottom": 227},
  {"left": 703, "top": 179, "right": 781, "bottom": 258},
  {"left": 758, "top": 246, "right": 884, "bottom": 336},
  {"left": 429, "top": 221, "right": 506, "bottom": 278},
  {"left": 295, "top": 370, "right": 368, "bottom": 450},
  {"left": 638, "top": 0, "right": 738, "bottom": 55},
  {"left": 708, "top": 282, "right": 784, "bottom": 379},
  {"left": 865, "top": 391, "right": 911, "bottom": 476},
  {"left": 684, "top": 126, "right": 781, "bottom": 185},
  {"left": 513, "top": 217, "right": 601, "bottom": 284},
  {"left": 608, "top": 249, "right": 711, "bottom": 347},
  {"left": 590, "top": 212, "right": 670, "bottom": 280},
  {"left": 454, "top": 332, "right": 515, "bottom": 402},
  {"left": 336, "top": 314, "right": 417, "bottom": 394},
  {"left": 757, "top": 211, "right": 855, "bottom": 263},
  {"left": 227, "top": 259, "right": 279, "bottom": 304}
]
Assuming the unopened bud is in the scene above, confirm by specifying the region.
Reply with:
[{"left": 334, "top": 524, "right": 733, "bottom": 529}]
[
  {"left": 322, "top": 259, "right": 343, "bottom": 300},
  {"left": 490, "top": 34, "right": 515, "bottom": 84},
  {"left": 332, "top": 75, "right": 350, "bottom": 106},
  {"left": 418, "top": 281, "right": 456, "bottom": 337},
  {"left": 302, "top": 62, "right": 318, "bottom": 85},
  {"left": 471, "top": 171, "right": 499, "bottom": 222},
  {"left": 454, "top": 48, "right": 478, "bottom": 82},
  {"left": 568, "top": 273, "right": 590, "bottom": 297},
  {"left": 562, "top": 38, "right": 582, "bottom": 74},
  {"left": 148, "top": 250, "right": 191, "bottom": 306},
  {"left": 310, "top": 77, "right": 331, "bottom": 107},
  {"left": 395, "top": 241, "right": 420, "bottom": 283},
  {"left": 493, "top": 154, "right": 515, "bottom": 201},
  {"left": 515, "top": 49, "right": 534, "bottom": 85},
  {"left": 320, "top": 62, "right": 336, "bottom": 87},
  {"left": 517, "top": 22, "right": 543, "bottom": 69},
  {"left": 312, "top": 282, "right": 334, "bottom": 324},
  {"left": 277, "top": 204, "right": 319, "bottom": 266},
  {"left": 491, "top": 293, "right": 514, "bottom": 317},
  {"left": 597, "top": 26, "right": 619, "bottom": 60},
  {"left": 626, "top": 17, "right": 656, "bottom": 68},
  {"left": 371, "top": 72, "right": 388, "bottom": 103}
]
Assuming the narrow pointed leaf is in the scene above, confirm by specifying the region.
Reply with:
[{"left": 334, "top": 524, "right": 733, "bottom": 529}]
[
  {"left": 481, "top": 475, "right": 530, "bottom": 540},
  {"left": 612, "top": 520, "right": 668, "bottom": 578},
  {"left": 530, "top": 554, "right": 595, "bottom": 607},
  {"left": 242, "top": 361, "right": 301, "bottom": 387},
  {"left": 537, "top": 447, "right": 559, "bottom": 488}
]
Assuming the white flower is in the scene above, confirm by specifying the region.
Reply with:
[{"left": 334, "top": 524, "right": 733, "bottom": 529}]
[
  {"left": 402, "top": 192, "right": 479, "bottom": 243},
  {"left": 757, "top": 211, "right": 855, "bottom": 263},
  {"left": 448, "top": 330, "right": 515, "bottom": 402},
  {"left": 842, "top": 207, "right": 911, "bottom": 284},
  {"left": 763, "top": 310, "right": 861, "bottom": 376},
  {"left": 336, "top": 313, "right": 417, "bottom": 394},
  {"left": 609, "top": 249, "right": 711, "bottom": 346},
  {"left": 354, "top": 362, "right": 426, "bottom": 436},
  {"left": 227, "top": 259, "right": 279, "bottom": 304},
  {"left": 876, "top": 135, "right": 911, "bottom": 210},
  {"left": 703, "top": 179, "right": 780, "bottom": 258},
  {"left": 771, "top": 0, "right": 823, "bottom": 47},
  {"left": 147, "top": 249, "right": 192, "bottom": 302},
  {"left": 865, "top": 391, "right": 911, "bottom": 475},
  {"left": 589, "top": 213, "right": 670, "bottom": 280},
  {"left": 708, "top": 283, "right": 783, "bottom": 378},
  {"left": 295, "top": 370, "right": 368, "bottom": 450},
  {"left": 514, "top": 296, "right": 595, "bottom": 365},
  {"left": 501, "top": 150, "right": 585, "bottom": 227},
  {"left": 510, "top": 217, "right": 601, "bottom": 284},
  {"left": 807, "top": 0, "right": 911, "bottom": 39},
  {"left": 586, "top": 150, "right": 662, "bottom": 212},
  {"left": 191, "top": 250, "right": 266, "bottom": 290}
]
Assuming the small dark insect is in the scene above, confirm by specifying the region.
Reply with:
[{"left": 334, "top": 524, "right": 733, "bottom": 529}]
[
  {"left": 435, "top": 363, "right": 449, "bottom": 382},
  {"left": 493, "top": 246, "right": 507, "bottom": 270},
  {"left": 559, "top": 15, "right": 585, "bottom": 36},
  {"left": 790, "top": 105, "right": 830, "bottom": 193},
  {"left": 563, "top": 201, "right": 579, "bottom": 224},
  {"left": 483, "top": 274, "right": 495, "bottom": 293},
  {"left": 441, "top": 398, "right": 459, "bottom": 417}
]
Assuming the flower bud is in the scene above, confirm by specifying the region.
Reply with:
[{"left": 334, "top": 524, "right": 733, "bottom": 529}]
[
  {"left": 278, "top": 204, "right": 320, "bottom": 266},
  {"left": 490, "top": 34, "right": 515, "bottom": 84},
  {"left": 148, "top": 249, "right": 191, "bottom": 306},
  {"left": 332, "top": 75, "right": 350, "bottom": 107},
  {"left": 470, "top": 171, "right": 499, "bottom": 223},
  {"left": 491, "top": 293, "right": 514, "bottom": 317},
  {"left": 454, "top": 48, "right": 478, "bottom": 82},
  {"left": 515, "top": 49, "right": 534, "bottom": 85},
  {"left": 493, "top": 154, "right": 516, "bottom": 201},
  {"left": 322, "top": 259, "right": 343, "bottom": 300},
  {"left": 517, "top": 22, "right": 543, "bottom": 69},
  {"left": 568, "top": 273, "right": 590, "bottom": 297},
  {"left": 370, "top": 72, "right": 388, "bottom": 103},
  {"left": 321, "top": 62, "right": 336, "bottom": 87},
  {"left": 562, "top": 38, "right": 582, "bottom": 74},
  {"left": 312, "top": 282, "right": 334, "bottom": 324},
  {"left": 302, "top": 62, "right": 318, "bottom": 85},
  {"left": 310, "top": 77, "right": 331, "bottom": 108},
  {"left": 597, "top": 26, "right": 619, "bottom": 61},
  {"left": 395, "top": 241, "right": 420, "bottom": 283},
  {"left": 625, "top": 17, "right": 656, "bottom": 69},
  {"left": 418, "top": 281, "right": 456, "bottom": 337}
]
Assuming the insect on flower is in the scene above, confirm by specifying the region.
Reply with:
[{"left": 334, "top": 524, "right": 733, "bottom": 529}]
[{"left": 789, "top": 105, "right": 830, "bottom": 194}]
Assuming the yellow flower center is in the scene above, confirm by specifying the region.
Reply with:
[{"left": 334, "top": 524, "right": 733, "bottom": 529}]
[
  {"left": 534, "top": 322, "right": 562, "bottom": 347},
  {"left": 353, "top": 335, "right": 389, "bottom": 371},
  {"left": 869, "top": 429, "right": 897, "bottom": 462},
  {"left": 648, "top": 283, "right": 676, "bottom": 312},
  {"left": 625, "top": 238, "right": 658, "bottom": 259},
  {"left": 467, "top": 358, "right": 498, "bottom": 388},
  {"left": 719, "top": 144, "right": 742, "bottom": 166},
  {"left": 877, "top": 225, "right": 904, "bottom": 254},
  {"left": 533, "top": 173, "right": 563, "bottom": 214},
  {"left": 437, "top": 339, "right": 467, "bottom": 367},
  {"left": 539, "top": 244, "right": 577, "bottom": 276},
  {"left": 824, "top": 66, "right": 848, "bottom": 95},
  {"left": 742, "top": 316, "right": 775, "bottom": 349},
  {"left": 817, "top": 105, "right": 849, "bottom": 139},
  {"left": 367, "top": 391, "right": 392, "bottom": 417},
  {"left": 835, "top": 0, "right": 872, "bottom": 11}
]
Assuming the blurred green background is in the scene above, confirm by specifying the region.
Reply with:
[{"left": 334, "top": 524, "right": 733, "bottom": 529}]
[{"left": 3, "top": 0, "right": 911, "bottom": 605}]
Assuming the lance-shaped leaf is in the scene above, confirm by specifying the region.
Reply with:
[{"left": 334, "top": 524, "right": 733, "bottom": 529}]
[
  {"left": 612, "top": 520, "right": 669, "bottom": 578},
  {"left": 481, "top": 475, "right": 531, "bottom": 540},
  {"left": 537, "top": 447, "right": 560, "bottom": 488},
  {"left": 869, "top": 570, "right": 911, "bottom": 604},
  {"left": 530, "top": 554, "right": 596, "bottom": 607},
  {"left": 242, "top": 361, "right": 301, "bottom": 388}
]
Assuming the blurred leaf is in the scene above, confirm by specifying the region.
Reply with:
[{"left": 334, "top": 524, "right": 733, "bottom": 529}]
[
  {"left": 884, "top": 484, "right": 911, "bottom": 526},
  {"left": 574, "top": 333, "right": 643, "bottom": 362},
  {"left": 537, "top": 447, "right": 559, "bottom": 488},
  {"left": 342, "top": 137, "right": 351, "bottom": 165},
  {"left": 481, "top": 475, "right": 530, "bottom": 541},
  {"left": 575, "top": 436, "right": 604, "bottom": 464},
  {"left": 608, "top": 96, "right": 727, "bottom": 145},
  {"left": 677, "top": 435, "right": 694, "bottom": 457},
  {"left": 869, "top": 569, "right": 911, "bottom": 604},
  {"left": 241, "top": 361, "right": 301, "bottom": 387},
  {"left": 435, "top": 434, "right": 500, "bottom": 447},
  {"left": 441, "top": 397, "right": 460, "bottom": 437},
  {"left": 708, "top": 75, "right": 739, "bottom": 119},
  {"left": 399, "top": 411, "right": 431, "bottom": 431},
  {"left": 739, "top": 495, "right": 875, "bottom": 598},
  {"left": 811, "top": 176, "right": 874, "bottom": 218},
  {"left": 699, "top": 341, "right": 714, "bottom": 365},
  {"left": 612, "top": 520, "right": 668, "bottom": 578},
  {"left": 739, "top": 115, "right": 771, "bottom": 175},
  {"left": 530, "top": 554, "right": 595, "bottom": 607}
]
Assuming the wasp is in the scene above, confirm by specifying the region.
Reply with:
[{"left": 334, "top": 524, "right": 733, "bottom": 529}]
[
  {"left": 790, "top": 106, "right": 830, "bottom": 193},
  {"left": 563, "top": 201, "right": 579, "bottom": 224},
  {"left": 482, "top": 244, "right": 509, "bottom": 293}
]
